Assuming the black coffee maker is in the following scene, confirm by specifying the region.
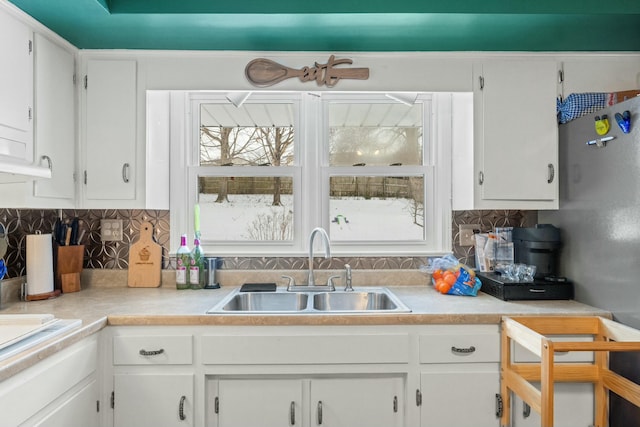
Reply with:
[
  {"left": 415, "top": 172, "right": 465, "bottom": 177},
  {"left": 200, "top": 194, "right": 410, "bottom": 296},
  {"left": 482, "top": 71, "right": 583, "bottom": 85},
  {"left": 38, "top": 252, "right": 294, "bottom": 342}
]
[
  {"left": 477, "top": 224, "right": 573, "bottom": 300},
  {"left": 512, "top": 224, "right": 562, "bottom": 279}
]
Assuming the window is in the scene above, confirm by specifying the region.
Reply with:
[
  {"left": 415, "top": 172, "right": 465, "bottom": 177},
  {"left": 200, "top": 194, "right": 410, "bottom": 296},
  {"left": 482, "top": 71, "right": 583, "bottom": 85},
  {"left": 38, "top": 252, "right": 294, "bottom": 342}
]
[{"left": 171, "top": 91, "right": 453, "bottom": 255}]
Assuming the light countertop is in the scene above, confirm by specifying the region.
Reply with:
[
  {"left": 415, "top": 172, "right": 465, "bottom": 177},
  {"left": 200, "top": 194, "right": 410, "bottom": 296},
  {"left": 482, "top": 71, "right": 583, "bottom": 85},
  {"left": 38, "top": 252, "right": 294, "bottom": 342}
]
[{"left": 0, "top": 273, "right": 610, "bottom": 381}]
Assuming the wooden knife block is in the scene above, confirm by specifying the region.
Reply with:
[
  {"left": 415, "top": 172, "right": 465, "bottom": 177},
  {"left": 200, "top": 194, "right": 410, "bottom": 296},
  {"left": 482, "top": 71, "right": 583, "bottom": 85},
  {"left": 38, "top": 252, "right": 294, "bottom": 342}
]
[{"left": 55, "top": 245, "right": 85, "bottom": 293}]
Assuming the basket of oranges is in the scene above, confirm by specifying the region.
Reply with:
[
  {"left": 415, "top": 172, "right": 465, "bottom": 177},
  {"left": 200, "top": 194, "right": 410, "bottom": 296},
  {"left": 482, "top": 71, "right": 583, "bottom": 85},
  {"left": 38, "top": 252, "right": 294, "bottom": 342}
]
[{"left": 422, "top": 255, "right": 482, "bottom": 296}]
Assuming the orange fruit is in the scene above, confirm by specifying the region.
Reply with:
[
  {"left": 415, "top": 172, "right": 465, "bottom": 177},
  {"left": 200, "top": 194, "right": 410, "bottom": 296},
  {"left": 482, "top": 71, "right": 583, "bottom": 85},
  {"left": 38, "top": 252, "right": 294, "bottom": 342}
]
[
  {"left": 432, "top": 269, "right": 443, "bottom": 280},
  {"left": 443, "top": 271, "right": 457, "bottom": 286},
  {"left": 439, "top": 281, "right": 453, "bottom": 294}
]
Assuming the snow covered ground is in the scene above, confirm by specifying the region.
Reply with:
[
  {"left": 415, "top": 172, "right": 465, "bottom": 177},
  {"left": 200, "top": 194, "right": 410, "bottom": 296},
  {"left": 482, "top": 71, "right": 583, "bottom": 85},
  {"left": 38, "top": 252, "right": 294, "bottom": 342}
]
[{"left": 198, "top": 194, "right": 423, "bottom": 241}]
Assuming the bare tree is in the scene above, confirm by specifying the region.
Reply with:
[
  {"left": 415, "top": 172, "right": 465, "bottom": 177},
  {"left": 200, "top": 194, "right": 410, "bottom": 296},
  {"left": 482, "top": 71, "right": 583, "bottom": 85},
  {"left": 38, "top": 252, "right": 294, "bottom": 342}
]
[
  {"left": 200, "top": 126, "right": 259, "bottom": 203},
  {"left": 254, "top": 126, "right": 295, "bottom": 206}
]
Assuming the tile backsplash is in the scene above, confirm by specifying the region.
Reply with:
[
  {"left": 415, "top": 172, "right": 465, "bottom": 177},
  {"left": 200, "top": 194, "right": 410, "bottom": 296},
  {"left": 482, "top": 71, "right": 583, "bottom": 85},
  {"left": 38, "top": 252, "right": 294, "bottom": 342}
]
[{"left": 0, "top": 208, "right": 536, "bottom": 279}]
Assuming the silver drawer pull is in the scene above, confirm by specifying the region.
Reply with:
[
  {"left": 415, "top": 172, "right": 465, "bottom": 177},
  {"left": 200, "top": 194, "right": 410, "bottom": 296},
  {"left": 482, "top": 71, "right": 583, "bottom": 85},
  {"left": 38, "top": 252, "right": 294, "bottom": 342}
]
[
  {"left": 317, "top": 400, "right": 323, "bottom": 425},
  {"left": 290, "top": 401, "right": 296, "bottom": 425},
  {"left": 139, "top": 348, "right": 165, "bottom": 356},
  {"left": 528, "top": 289, "right": 546, "bottom": 293},
  {"left": 451, "top": 346, "right": 476, "bottom": 354}
]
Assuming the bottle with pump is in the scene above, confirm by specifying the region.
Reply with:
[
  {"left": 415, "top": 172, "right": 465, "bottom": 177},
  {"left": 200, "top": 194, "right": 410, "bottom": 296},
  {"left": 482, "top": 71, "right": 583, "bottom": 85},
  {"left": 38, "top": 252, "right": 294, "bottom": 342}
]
[
  {"left": 190, "top": 238, "right": 205, "bottom": 289},
  {"left": 175, "top": 234, "right": 191, "bottom": 290}
]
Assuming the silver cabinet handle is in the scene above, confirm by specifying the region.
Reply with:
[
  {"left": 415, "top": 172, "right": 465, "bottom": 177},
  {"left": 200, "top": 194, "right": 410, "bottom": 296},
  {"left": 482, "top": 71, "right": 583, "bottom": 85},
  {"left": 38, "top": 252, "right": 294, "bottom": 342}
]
[
  {"left": 523, "top": 401, "right": 531, "bottom": 418},
  {"left": 139, "top": 348, "right": 164, "bottom": 356},
  {"left": 479, "top": 75, "right": 485, "bottom": 90},
  {"left": 547, "top": 163, "right": 555, "bottom": 184},
  {"left": 317, "top": 401, "right": 323, "bottom": 425},
  {"left": 393, "top": 395, "right": 398, "bottom": 413},
  {"left": 179, "top": 395, "right": 186, "bottom": 421},
  {"left": 122, "top": 162, "right": 130, "bottom": 183},
  {"left": 478, "top": 171, "right": 484, "bottom": 185},
  {"left": 290, "top": 401, "right": 296, "bottom": 425},
  {"left": 40, "top": 155, "right": 52, "bottom": 170},
  {"left": 495, "top": 394, "right": 504, "bottom": 418},
  {"left": 416, "top": 389, "right": 422, "bottom": 406},
  {"left": 451, "top": 346, "right": 476, "bottom": 354}
]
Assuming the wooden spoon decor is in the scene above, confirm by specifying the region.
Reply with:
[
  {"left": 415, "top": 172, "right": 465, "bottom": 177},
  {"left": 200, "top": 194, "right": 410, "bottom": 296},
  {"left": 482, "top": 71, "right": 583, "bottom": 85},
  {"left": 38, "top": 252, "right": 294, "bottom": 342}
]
[{"left": 245, "top": 55, "right": 369, "bottom": 88}]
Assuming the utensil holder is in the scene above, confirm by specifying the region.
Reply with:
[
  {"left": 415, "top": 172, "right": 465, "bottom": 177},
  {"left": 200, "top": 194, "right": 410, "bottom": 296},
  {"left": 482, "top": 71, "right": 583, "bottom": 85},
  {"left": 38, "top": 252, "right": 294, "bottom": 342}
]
[{"left": 55, "top": 245, "right": 85, "bottom": 293}]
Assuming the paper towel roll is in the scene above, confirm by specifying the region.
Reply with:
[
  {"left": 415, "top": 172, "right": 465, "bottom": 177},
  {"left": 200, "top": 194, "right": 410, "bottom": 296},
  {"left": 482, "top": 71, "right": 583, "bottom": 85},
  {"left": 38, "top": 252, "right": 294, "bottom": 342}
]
[{"left": 26, "top": 233, "right": 54, "bottom": 296}]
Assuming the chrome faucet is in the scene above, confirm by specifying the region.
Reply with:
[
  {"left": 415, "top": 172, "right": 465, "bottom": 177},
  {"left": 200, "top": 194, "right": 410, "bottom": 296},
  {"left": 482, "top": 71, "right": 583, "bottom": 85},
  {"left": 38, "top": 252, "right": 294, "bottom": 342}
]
[{"left": 308, "top": 227, "right": 331, "bottom": 287}]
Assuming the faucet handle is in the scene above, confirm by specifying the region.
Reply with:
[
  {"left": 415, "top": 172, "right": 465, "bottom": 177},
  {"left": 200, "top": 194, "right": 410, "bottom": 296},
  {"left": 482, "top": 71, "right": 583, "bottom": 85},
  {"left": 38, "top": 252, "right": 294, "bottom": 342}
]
[
  {"left": 326, "top": 275, "right": 341, "bottom": 292},
  {"left": 282, "top": 275, "right": 296, "bottom": 291}
]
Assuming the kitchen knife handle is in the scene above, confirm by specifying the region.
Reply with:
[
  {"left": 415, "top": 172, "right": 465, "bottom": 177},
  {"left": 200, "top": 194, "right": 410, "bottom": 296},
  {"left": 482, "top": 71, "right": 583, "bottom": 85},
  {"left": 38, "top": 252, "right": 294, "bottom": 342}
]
[{"left": 122, "top": 163, "right": 130, "bottom": 183}]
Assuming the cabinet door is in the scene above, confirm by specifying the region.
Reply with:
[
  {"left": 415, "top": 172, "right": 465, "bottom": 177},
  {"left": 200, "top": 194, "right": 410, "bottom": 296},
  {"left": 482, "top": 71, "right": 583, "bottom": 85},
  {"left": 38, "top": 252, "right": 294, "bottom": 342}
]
[
  {"left": 33, "top": 34, "right": 75, "bottom": 201},
  {"left": 114, "top": 373, "right": 193, "bottom": 427},
  {"left": 510, "top": 383, "right": 594, "bottom": 427},
  {"left": 32, "top": 380, "right": 99, "bottom": 427},
  {"left": 216, "top": 378, "right": 303, "bottom": 427},
  {"left": 310, "top": 377, "right": 404, "bottom": 427},
  {"left": 476, "top": 60, "right": 558, "bottom": 202},
  {"left": 561, "top": 56, "right": 640, "bottom": 95},
  {"left": 0, "top": 8, "right": 33, "bottom": 159},
  {"left": 85, "top": 59, "right": 136, "bottom": 201},
  {"left": 420, "top": 368, "right": 499, "bottom": 427}
]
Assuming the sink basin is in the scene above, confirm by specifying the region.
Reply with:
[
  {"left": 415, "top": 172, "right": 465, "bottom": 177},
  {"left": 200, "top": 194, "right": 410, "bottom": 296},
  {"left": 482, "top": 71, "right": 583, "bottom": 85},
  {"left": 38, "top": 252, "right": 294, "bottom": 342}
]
[
  {"left": 207, "top": 287, "right": 411, "bottom": 314},
  {"left": 210, "top": 292, "right": 309, "bottom": 313},
  {"left": 313, "top": 292, "right": 400, "bottom": 312}
]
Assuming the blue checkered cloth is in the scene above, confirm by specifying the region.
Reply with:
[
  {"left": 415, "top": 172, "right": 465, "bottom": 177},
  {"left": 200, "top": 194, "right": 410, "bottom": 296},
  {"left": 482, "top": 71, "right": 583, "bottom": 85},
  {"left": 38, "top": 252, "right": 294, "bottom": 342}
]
[{"left": 557, "top": 93, "right": 608, "bottom": 124}]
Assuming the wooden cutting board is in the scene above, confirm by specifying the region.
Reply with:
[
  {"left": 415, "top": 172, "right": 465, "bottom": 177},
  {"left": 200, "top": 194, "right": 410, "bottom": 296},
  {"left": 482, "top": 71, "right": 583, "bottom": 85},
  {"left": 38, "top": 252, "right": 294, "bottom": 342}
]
[{"left": 128, "top": 221, "right": 162, "bottom": 287}]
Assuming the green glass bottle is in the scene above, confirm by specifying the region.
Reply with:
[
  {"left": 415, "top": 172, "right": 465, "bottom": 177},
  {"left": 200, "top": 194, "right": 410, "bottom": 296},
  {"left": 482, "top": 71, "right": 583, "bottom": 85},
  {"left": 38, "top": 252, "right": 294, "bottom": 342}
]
[{"left": 189, "top": 238, "right": 205, "bottom": 289}]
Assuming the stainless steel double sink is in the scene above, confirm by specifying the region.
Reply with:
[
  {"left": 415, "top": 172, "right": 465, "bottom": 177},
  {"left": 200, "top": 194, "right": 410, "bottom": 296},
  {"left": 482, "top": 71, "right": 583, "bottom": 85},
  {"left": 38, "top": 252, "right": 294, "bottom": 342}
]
[{"left": 206, "top": 287, "right": 411, "bottom": 314}]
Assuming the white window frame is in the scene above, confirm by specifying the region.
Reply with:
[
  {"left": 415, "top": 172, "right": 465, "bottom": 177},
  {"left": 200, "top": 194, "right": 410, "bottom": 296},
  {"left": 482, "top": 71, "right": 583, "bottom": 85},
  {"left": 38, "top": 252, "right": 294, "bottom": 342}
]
[{"left": 169, "top": 91, "right": 453, "bottom": 256}]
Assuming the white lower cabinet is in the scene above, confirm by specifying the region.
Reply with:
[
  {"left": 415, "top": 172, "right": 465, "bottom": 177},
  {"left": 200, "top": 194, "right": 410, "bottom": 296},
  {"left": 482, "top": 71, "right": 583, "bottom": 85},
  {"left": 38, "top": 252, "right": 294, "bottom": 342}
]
[
  {"left": 420, "top": 368, "right": 499, "bottom": 427},
  {"left": 215, "top": 378, "right": 303, "bottom": 427},
  {"left": 34, "top": 379, "right": 99, "bottom": 427},
  {"left": 113, "top": 373, "right": 194, "bottom": 427},
  {"left": 508, "top": 338, "right": 594, "bottom": 427},
  {"left": 0, "top": 335, "right": 99, "bottom": 427},
  {"left": 418, "top": 325, "right": 501, "bottom": 427},
  {"left": 310, "top": 377, "right": 404, "bottom": 427},
  {"left": 510, "top": 384, "right": 594, "bottom": 427},
  {"left": 102, "top": 323, "right": 597, "bottom": 427},
  {"left": 109, "top": 329, "right": 195, "bottom": 427},
  {"left": 212, "top": 376, "right": 404, "bottom": 427}
]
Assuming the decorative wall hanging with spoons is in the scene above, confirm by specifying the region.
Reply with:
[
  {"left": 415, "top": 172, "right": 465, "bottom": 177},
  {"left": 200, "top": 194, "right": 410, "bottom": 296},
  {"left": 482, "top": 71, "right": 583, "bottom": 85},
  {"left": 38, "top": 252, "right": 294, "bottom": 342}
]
[{"left": 245, "top": 55, "right": 369, "bottom": 88}]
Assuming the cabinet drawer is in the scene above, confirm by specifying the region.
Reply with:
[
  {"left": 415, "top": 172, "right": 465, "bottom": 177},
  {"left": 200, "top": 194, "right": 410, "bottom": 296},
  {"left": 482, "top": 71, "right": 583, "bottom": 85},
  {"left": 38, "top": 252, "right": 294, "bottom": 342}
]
[
  {"left": 419, "top": 328, "right": 500, "bottom": 363},
  {"left": 513, "top": 335, "right": 594, "bottom": 363},
  {"left": 113, "top": 335, "right": 193, "bottom": 365},
  {"left": 202, "top": 333, "right": 410, "bottom": 365}
]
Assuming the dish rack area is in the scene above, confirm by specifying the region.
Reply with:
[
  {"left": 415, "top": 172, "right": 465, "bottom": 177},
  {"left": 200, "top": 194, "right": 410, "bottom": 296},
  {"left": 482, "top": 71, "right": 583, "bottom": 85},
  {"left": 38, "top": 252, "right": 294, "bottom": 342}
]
[{"left": 500, "top": 316, "right": 640, "bottom": 427}]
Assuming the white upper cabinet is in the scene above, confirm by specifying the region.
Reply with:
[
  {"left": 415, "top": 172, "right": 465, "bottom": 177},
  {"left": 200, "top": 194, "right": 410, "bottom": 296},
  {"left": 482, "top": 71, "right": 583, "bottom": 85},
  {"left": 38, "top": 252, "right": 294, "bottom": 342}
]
[
  {"left": 0, "top": 7, "right": 33, "bottom": 162},
  {"left": 32, "top": 34, "right": 75, "bottom": 205},
  {"left": 82, "top": 59, "right": 137, "bottom": 206},
  {"left": 454, "top": 59, "right": 559, "bottom": 210},
  {"left": 560, "top": 55, "right": 640, "bottom": 96}
]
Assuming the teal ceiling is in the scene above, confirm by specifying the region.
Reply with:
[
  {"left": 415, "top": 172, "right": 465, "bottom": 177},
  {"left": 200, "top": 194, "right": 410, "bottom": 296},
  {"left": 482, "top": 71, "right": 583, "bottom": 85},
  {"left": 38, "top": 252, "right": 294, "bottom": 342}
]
[{"left": 8, "top": 0, "right": 640, "bottom": 51}]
